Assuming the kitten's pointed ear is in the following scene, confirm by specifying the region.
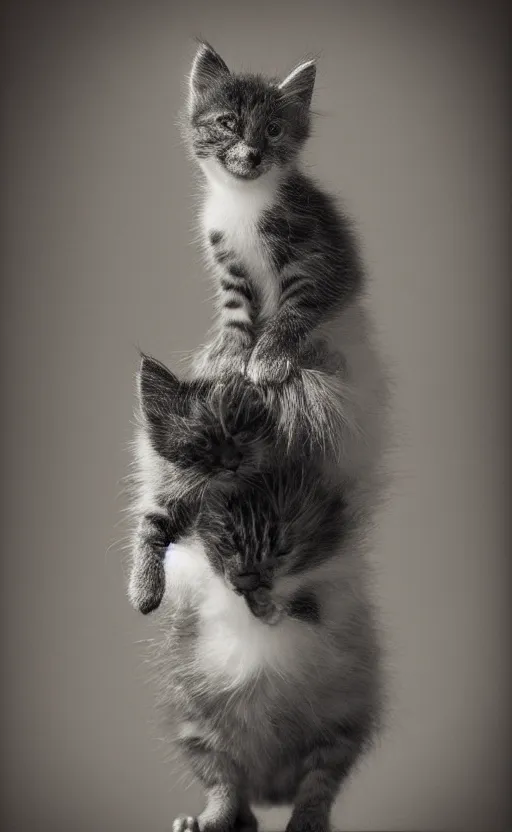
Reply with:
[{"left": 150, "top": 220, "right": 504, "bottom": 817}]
[
  {"left": 189, "top": 40, "right": 230, "bottom": 104},
  {"left": 137, "top": 354, "right": 182, "bottom": 424},
  {"left": 278, "top": 59, "right": 316, "bottom": 108}
]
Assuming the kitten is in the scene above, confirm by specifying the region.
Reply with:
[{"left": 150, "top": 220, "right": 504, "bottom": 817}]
[
  {"left": 151, "top": 462, "right": 381, "bottom": 832},
  {"left": 195, "top": 463, "right": 351, "bottom": 625},
  {"left": 128, "top": 354, "right": 278, "bottom": 615},
  {"left": 183, "top": 41, "right": 371, "bottom": 450},
  {"left": 127, "top": 43, "right": 390, "bottom": 832}
]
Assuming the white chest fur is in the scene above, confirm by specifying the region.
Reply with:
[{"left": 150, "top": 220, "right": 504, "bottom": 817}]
[
  {"left": 200, "top": 161, "right": 280, "bottom": 319},
  {"left": 163, "top": 538, "right": 311, "bottom": 688}
]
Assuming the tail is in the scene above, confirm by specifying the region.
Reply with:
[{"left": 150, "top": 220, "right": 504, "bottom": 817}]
[
  {"left": 188, "top": 340, "right": 361, "bottom": 461},
  {"left": 262, "top": 367, "right": 360, "bottom": 458}
]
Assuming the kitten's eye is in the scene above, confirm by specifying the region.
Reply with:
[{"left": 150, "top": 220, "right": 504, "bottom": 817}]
[
  {"left": 216, "top": 115, "right": 236, "bottom": 131},
  {"left": 265, "top": 121, "right": 284, "bottom": 141}
]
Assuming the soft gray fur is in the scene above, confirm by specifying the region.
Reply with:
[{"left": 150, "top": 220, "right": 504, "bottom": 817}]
[
  {"left": 128, "top": 40, "right": 390, "bottom": 832},
  {"left": 129, "top": 355, "right": 282, "bottom": 615},
  {"left": 150, "top": 463, "right": 382, "bottom": 832},
  {"left": 183, "top": 41, "right": 371, "bottom": 453}
]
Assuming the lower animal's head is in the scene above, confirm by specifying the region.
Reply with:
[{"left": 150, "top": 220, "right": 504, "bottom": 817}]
[
  {"left": 137, "top": 355, "right": 277, "bottom": 493},
  {"left": 195, "top": 464, "right": 348, "bottom": 601}
]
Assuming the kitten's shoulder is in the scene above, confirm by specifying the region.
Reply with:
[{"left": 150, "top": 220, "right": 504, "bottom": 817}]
[{"left": 279, "top": 168, "right": 339, "bottom": 216}]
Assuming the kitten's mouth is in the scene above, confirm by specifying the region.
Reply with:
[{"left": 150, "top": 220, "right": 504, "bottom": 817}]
[{"left": 225, "top": 166, "right": 264, "bottom": 181}]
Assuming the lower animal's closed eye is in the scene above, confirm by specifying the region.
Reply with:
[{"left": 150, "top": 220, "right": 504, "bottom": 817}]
[{"left": 276, "top": 547, "right": 292, "bottom": 560}]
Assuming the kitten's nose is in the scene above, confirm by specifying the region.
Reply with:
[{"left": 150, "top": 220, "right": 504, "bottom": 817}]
[
  {"left": 246, "top": 150, "right": 261, "bottom": 168},
  {"left": 233, "top": 572, "right": 261, "bottom": 592}
]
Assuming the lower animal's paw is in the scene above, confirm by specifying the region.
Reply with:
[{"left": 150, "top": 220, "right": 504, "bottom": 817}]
[
  {"left": 286, "top": 810, "right": 330, "bottom": 832},
  {"left": 173, "top": 817, "right": 200, "bottom": 832},
  {"left": 262, "top": 602, "right": 284, "bottom": 625},
  {"left": 128, "top": 558, "right": 165, "bottom": 615},
  {"left": 246, "top": 344, "right": 295, "bottom": 385},
  {"left": 247, "top": 588, "right": 284, "bottom": 625},
  {"left": 173, "top": 817, "right": 238, "bottom": 832},
  {"left": 286, "top": 821, "right": 329, "bottom": 832}
]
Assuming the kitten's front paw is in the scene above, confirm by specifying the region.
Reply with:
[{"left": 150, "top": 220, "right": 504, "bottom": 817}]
[
  {"left": 286, "top": 822, "right": 328, "bottom": 832},
  {"left": 128, "top": 557, "right": 165, "bottom": 615},
  {"left": 219, "top": 353, "right": 250, "bottom": 378},
  {"left": 261, "top": 601, "right": 284, "bottom": 625},
  {"left": 247, "top": 342, "right": 295, "bottom": 385},
  {"left": 173, "top": 817, "right": 200, "bottom": 832},
  {"left": 207, "top": 342, "right": 251, "bottom": 378},
  {"left": 246, "top": 588, "right": 284, "bottom": 625},
  {"left": 286, "top": 810, "right": 330, "bottom": 832},
  {"left": 173, "top": 816, "right": 236, "bottom": 832}
]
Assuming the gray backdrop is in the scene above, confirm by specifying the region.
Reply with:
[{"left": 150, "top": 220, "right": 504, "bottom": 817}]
[{"left": 1, "top": 2, "right": 511, "bottom": 830}]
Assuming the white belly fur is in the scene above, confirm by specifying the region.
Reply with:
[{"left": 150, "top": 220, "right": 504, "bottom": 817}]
[
  {"left": 200, "top": 162, "right": 280, "bottom": 319},
  {"left": 162, "top": 536, "right": 329, "bottom": 689}
]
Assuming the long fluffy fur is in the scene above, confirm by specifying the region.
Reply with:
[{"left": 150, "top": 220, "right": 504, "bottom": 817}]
[
  {"left": 127, "top": 40, "right": 391, "bottom": 832},
  {"left": 182, "top": 43, "right": 385, "bottom": 461}
]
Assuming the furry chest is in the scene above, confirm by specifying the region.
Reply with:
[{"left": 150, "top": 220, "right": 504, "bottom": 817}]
[
  {"left": 163, "top": 539, "right": 316, "bottom": 688},
  {"left": 202, "top": 191, "right": 279, "bottom": 319}
]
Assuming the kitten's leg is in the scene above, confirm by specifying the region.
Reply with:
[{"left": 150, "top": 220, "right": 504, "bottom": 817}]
[
  {"left": 246, "top": 311, "right": 305, "bottom": 384},
  {"left": 192, "top": 318, "right": 254, "bottom": 380},
  {"left": 247, "top": 260, "right": 336, "bottom": 385},
  {"left": 204, "top": 320, "right": 254, "bottom": 377},
  {"left": 174, "top": 740, "right": 252, "bottom": 832},
  {"left": 286, "top": 725, "right": 368, "bottom": 832},
  {"left": 286, "top": 768, "right": 339, "bottom": 832},
  {"left": 173, "top": 793, "right": 258, "bottom": 832},
  {"left": 173, "top": 785, "right": 238, "bottom": 832},
  {"left": 200, "top": 244, "right": 259, "bottom": 378},
  {"left": 233, "top": 799, "right": 258, "bottom": 832},
  {"left": 128, "top": 500, "right": 192, "bottom": 615}
]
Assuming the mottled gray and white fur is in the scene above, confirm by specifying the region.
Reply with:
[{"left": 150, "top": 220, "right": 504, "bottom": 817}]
[
  {"left": 128, "top": 355, "right": 281, "bottom": 615},
  {"left": 184, "top": 41, "right": 387, "bottom": 455},
  {"left": 128, "top": 351, "right": 387, "bottom": 831},
  {"left": 128, "top": 355, "right": 386, "bottom": 830},
  {"left": 150, "top": 462, "right": 382, "bottom": 832},
  {"left": 127, "top": 41, "right": 391, "bottom": 832}
]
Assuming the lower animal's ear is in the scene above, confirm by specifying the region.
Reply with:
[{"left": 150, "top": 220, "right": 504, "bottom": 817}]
[{"left": 137, "top": 354, "right": 182, "bottom": 424}]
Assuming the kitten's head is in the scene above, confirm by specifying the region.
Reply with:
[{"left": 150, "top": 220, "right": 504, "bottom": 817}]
[
  {"left": 196, "top": 464, "right": 347, "bottom": 593},
  {"left": 185, "top": 40, "right": 316, "bottom": 182},
  {"left": 137, "top": 355, "right": 276, "bottom": 491}
]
